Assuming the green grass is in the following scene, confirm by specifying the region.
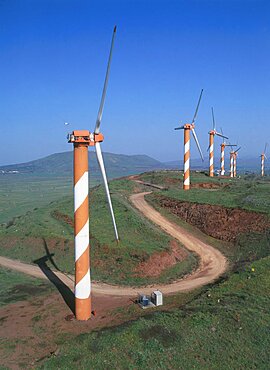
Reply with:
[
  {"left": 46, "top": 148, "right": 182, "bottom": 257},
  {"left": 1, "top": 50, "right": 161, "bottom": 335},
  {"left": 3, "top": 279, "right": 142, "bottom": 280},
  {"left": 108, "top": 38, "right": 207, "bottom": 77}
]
[
  {"left": 140, "top": 171, "right": 270, "bottom": 215},
  {"left": 0, "top": 178, "right": 197, "bottom": 286},
  {"left": 41, "top": 256, "right": 270, "bottom": 369},
  {"left": 0, "top": 267, "right": 53, "bottom": 307},
  {"left": 0, "top": 174, "right": 102, "bottom": 225},
  {"left": 142, "top": 171, "right": 270, "bottom": 269}
]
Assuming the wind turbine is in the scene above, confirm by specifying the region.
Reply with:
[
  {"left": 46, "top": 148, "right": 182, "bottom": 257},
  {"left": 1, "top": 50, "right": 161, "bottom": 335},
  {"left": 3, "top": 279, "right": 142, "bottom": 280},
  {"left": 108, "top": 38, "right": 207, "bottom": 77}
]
[
  {"left": 67, "top": 26, "right": 119, "bottom": 321},
  {"left": 229, "top": 146, "right": 241, "bottom": 178},
  {"left": 175, "top": 89, "right": 204, "bottom": 190},
  {"left": 219, "top": 129, "right": 236, "bottom": 176},
  {"left": 260, "top": 143, "right": 268, "bottom": 176},
  {"left": 208, "top": 108, "right": 228, "bottom": 177}
]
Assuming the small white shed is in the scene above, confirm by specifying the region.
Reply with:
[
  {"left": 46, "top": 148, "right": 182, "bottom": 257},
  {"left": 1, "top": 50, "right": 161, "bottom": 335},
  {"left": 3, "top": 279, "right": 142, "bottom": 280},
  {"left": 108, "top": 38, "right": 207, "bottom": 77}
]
[{"left": 151, "top": 290, "right": 163, "bottom": 306}]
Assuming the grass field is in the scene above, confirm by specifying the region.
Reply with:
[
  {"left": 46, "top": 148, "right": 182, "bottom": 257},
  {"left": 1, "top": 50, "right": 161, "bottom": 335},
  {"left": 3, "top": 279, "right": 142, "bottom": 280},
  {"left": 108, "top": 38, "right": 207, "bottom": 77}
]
[
  {"left": 0, "top": 267, "right": 53, "bottom": 307},
  {"left": 140, "top": 170, "right": 270, "bottom": 214},
  {"left": 1, "top": 170, "right": 270, "bottom": 369},
  {"left": 0, "top": 177, "right": 197, "bottom": 286},
  {"left": 41, "top": 256, "right": 270, "bottom": 369}
]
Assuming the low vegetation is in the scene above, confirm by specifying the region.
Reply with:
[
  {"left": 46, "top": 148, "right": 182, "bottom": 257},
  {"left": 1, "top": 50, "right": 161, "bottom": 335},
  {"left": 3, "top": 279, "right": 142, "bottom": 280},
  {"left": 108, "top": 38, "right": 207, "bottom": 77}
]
[
  {"left": 0, "top": 178, "right": 197, "bottom": 286},
  {"left": 1, "top": 170, "right": 270, "bottom": 369},
  {"left": 41, "top": 256, "right": 270, "bottom": 369},
  {"left": 141, "top": 171, "right": 270, "bottom": 268},
  {"left": 0, "top": 267, "right": 53, "bottom": 307}
]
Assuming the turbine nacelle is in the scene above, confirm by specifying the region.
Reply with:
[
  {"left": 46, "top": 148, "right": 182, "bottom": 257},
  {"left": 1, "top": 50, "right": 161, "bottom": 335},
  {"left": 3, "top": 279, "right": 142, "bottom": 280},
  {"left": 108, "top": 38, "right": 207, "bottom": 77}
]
[
  {"left": 175, "top": 123, "right": 194, "bottom": 130},
  {"left": 68, "top": 131, "right": 104, "bottom": 146}
]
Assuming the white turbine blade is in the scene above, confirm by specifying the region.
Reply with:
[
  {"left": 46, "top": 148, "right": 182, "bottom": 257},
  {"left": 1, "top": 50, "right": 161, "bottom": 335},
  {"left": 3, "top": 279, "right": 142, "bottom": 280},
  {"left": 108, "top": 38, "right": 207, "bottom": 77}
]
[
  {"left": 264, "top": 142, "right": 268, "bottom": 155},
  {"left": 220, "top": 127, "right": 225, "bottom": 143},
  {"left": 211, "top": 107, "right": 216, "bottom": 131},
  {"left": 191, "top": 128, "right": 204, "bottom": 161},
  {"left": 94, "top": 26, "right": 117, "bottom": 134},
  {"left": 192, "top": 89, "right": 203, "bottom": 123},
  {"left": 95, "top": 142, "right": 119, "bottom": 241},
  {"left": 216, "top": 132, "right": 229, "bottom": 139}
]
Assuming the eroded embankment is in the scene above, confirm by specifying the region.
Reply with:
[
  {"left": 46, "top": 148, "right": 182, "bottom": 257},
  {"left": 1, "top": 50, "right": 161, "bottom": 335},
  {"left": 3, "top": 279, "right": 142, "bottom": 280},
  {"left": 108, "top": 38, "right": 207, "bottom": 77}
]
[{"left": 153, "top": 194, "right": 270, "bottom": 242}]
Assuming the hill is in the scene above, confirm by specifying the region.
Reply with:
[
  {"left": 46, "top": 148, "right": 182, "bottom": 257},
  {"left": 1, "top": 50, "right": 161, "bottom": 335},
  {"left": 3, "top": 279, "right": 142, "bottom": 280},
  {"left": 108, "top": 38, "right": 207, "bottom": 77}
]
[{"left": 0, "top": 151, "right": 163, "bottom": 178}]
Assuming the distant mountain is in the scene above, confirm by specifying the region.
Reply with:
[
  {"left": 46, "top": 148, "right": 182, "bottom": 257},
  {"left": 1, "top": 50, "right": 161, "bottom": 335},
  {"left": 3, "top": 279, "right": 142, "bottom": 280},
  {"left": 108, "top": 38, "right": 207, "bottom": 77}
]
[
  {"left": 1, "top": 152, "right": 267, "bottom": 179},
  {"left": 0, "top": 151, "right": 164, "bottom": 179}
]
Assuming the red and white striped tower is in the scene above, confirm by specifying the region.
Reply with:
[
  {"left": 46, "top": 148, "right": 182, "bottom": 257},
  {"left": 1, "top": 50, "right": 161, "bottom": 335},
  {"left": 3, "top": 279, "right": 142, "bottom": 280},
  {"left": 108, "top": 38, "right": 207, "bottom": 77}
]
[
  {"left": 208, "top": 109, "right": 228, "bottom": 177},
  {"left": 233, "top": 153, "right": 237, "bottom": 178},
  {"left": 230, "top": 151, "right": 234, "bottom": 178},
  {"left": 220, "top": 143, "right": 225, "bottom": 176},
  {"left": 209, "top": 131, "right": 214, "bottom": 177},
  {"left": 233, "top": 147, "right": 241, "bottom": 178},
  {"left": 261, "top": 154, "right": 265, "bottom": 176},
  {"left": 260, "top": 143, "right": 268, "bottom": 177},
  {"left": 183, "top": 125, "right": 191, "bottom": 190},
  {"left": 73, "top": 131, "right": 91, "bottom": 320}
]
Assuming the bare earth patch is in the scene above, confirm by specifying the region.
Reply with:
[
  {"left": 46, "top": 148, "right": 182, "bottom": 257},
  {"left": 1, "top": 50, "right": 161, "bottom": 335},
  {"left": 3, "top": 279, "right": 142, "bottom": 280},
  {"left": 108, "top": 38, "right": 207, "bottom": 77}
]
[
  {"left": 134, "top": 240, "right": 188, "bottom": 277},
  {"left": 192, "top": 182, "right": 221, "bottom": 189},
  {"left": 0, "top": 292, "right": 131, "bottom": 370}
]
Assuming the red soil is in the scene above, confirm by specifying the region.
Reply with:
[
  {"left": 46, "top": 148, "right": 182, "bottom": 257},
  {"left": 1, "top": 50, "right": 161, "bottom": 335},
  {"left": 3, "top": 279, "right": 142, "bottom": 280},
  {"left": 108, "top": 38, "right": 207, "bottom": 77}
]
[
  {"left": 155, "top": 195, "right": 270, "bottom": 242},
  {"left": 192, "top": 182, "right": 221, "bottom": 189},
  {"left": 134, "top": 240, "right": 188, "bottom": 277},
  {"left": 0, "top": 292, "right": 131, "bottom": 370},
  {"left": 51, "top": 210, "right": 73, "bottom": 226}
]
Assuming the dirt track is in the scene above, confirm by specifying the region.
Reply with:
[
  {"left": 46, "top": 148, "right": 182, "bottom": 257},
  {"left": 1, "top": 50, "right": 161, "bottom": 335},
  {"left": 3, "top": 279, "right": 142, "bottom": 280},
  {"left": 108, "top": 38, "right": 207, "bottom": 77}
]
[{"left": 0, "top": 192, "right": 227, "bottom": 296}]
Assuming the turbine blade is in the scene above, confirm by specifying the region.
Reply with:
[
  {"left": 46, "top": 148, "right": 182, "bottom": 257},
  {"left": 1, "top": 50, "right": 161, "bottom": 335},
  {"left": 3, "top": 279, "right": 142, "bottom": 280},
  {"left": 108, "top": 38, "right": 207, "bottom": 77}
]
[
  {"left": 191, "top": 128, "right": 204, "bottom": 161},
  {"left": 215, "top": 132, "right": 229, "bottom": 139},
  {"left": 211, "top": 107, "right": 216, "bottom": 131},
  {"left": 192, "top": 89, "right": 203, "bottom": 123},
  {"left": 235, "top": 146, "right": 241, "bottom": 153},
  {"left": 174, "top": 125, "right": 185, "bottom": 130},
  {"left": 264, "top": 142, "right": 268, "bottom": 155},
  {"left": 95, "top": 142, "right": 119, "bottom": 241},
  {"left": 94, "top": 26, "right": 117, "bottom": 134},
  {"left": 220, "top": 127, "right": 225, "bottom": 143}
]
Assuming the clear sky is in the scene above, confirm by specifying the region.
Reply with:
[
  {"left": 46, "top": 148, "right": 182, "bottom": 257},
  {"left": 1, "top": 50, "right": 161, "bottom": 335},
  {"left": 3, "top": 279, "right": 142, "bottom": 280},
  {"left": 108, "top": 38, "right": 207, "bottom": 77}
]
[{"left": 1, "top": 0, "right": 270, "bottom": 165}]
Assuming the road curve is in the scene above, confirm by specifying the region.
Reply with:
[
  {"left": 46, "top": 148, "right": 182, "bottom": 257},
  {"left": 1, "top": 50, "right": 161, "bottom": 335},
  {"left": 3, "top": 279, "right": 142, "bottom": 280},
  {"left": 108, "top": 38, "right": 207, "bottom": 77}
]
[{"left": 0, "top": 192, "right": 227, "bottom": 296}]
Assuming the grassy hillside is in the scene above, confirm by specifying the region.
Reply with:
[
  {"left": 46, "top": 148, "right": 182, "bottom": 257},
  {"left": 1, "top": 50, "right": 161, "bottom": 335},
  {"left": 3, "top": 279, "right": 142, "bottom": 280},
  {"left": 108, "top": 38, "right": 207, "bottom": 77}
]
[
  {"left": 41, "top": 256, "right": 270, "bottom": 370},
  {"left": 0, "top": 151, "right": 163, "bottom": 176},
  {"left": 140, "top": 171, "right": 270, "bottom": 214},
  {"left": 1, "top": 170, "right": 270, "bottom": 369},
  {"left": 39, "top": 172, "right": 270, "bottom": 369},
  {"left": 140, "top": 171, "right": 270, "bottom": 266},
  {"left": 0, "top": 178, "right": 197, "bottom": 286}
]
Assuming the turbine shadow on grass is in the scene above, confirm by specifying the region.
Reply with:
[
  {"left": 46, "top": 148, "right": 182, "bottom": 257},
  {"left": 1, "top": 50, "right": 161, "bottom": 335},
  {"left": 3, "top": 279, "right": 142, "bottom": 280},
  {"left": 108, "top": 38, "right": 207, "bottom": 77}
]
[{"left": 33, "top": 240, "right": 75, "bottom": 314}]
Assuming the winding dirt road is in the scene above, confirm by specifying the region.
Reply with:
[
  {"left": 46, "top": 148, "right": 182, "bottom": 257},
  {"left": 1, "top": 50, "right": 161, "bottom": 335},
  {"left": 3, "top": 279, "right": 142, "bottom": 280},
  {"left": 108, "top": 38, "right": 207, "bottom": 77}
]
[{"left": 0, "top": 192, "right": 227, "bottom": 296}]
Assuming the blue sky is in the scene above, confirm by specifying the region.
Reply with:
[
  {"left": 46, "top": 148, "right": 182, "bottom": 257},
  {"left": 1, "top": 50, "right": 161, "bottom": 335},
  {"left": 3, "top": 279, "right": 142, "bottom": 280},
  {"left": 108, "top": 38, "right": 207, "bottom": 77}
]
[{"left": 1, "top": 0, "right": 270, "bottom": 165}]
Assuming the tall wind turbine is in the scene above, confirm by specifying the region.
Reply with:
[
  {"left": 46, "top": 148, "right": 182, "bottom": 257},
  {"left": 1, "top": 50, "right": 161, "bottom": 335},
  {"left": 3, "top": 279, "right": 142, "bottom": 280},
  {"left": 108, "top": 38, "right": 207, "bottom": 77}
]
[
  {"left": 67, "top": 26, "right": 119, "bottom": 321},
  {"left": 208, "top": 108, "right": 228, "bottom": 177},
  {"left": 220, "top": 130, "right": 236, "bottom": 176},
  {"left": 261, "top": 143, "right": 268, "bottom": 176},
  {"left": 175, "top": 89, "right": 204, "bottom": 190}
]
